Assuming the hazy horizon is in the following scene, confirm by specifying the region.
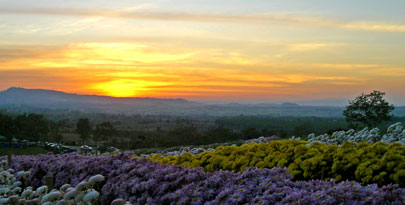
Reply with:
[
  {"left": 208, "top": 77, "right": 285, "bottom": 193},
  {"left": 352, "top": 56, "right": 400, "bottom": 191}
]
[
  {"left": 4, "top": 86, "right": 405, "bottom": 107},
  {"left": 1, "top": 1, "right": 405, "bottom": 104}
]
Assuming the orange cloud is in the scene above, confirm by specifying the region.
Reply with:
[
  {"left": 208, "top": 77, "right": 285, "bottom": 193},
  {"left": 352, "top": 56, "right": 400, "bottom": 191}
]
[
  {"left": 1, "top": 41, "right": 402, "bottom": 100},
  {"left": 2, "top": 7, "right": 405, "bottom": 33}
]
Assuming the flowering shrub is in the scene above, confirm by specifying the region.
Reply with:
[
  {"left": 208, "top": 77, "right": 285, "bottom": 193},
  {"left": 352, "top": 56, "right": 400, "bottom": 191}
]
[
  {"left": 1, "top": 160, "right": 104, "bottom": 204},
  {"left": 2, "top": 154, "right": 405, "bottom": 204},
  {"left": 244, "top": 136, "right": 279, "bottom": 144},
  {"left": 308, "top": 122, "right": 405, "bottom": 145},
  {"left": 150, "top": 140, "right": 405, "bottom": 186},
  {"left": 149, "top": 147, "right": 215, "bottom": 157}
]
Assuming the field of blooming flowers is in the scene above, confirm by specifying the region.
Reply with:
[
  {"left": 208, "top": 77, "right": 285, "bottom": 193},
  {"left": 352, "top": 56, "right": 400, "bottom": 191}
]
[
  {"left": 1, "top": 160, "right": 107, "bottom": 204},
  {"left": 2, "top": 152, "right": 405, "bottom": 204},
  {"left": 151, "top": 140, "right": 405, "bottom": 187},
  {"left": 150, "top": 123, "right": 405, "bottom": 187},
  {"left": 307, "top": 122, "right": 405, "bottom": 145},
  {"left": 136, "top": 136, "right": 276, "bottom": 157},
  {"left": 1, "top": 122, "right": 405, "bottom": 204}
]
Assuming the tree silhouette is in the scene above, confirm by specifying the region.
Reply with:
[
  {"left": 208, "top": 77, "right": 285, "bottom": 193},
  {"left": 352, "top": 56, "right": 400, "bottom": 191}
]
[
  {"left": 0, "top": 113, "right": 15, "bottom": 143},
  {"left": 15, "top": 114, "right": 49, "bottom": 142},
  {"left": 343, "top": 90, "right": 395, "bottom": 128},
  {"left": 94, "top": 122, "right": 115, "bottom": 152},
  {"left": 76, "top": 118, "right": 91, "bottom": 145},
  {"left": 49, "top": 120, "right": 63, "bottom": 144}
]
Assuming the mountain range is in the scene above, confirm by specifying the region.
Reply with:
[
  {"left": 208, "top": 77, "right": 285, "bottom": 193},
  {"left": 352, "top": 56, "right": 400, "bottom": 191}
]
[{"left": 1, "top": 87, "right": 404, "bottom": 117}]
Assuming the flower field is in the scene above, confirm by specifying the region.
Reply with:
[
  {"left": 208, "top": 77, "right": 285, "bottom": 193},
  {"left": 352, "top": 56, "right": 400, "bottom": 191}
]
[
  {"left": 0, "top": 161, "right": 105, "bottom": 204},
  {"left": 307, "top": 122, "right": 405, "bottom": 145},
  {"left": 150, "top": 123, "right": 405, "bottom": 188},
  {"left": 1, "top": 153, "right": 405, "bottom": 204},
  {"left": 1, "top": 123, "right": 405, "bottom": 204},
  {"left": 151, "top": 140, "right": 405, "bottom": 187}
]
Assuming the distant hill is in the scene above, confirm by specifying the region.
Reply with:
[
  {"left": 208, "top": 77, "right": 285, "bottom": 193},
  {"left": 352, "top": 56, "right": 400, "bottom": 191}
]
[
  {"left": 0, "top": 87, "right": 196, "bottom": 114},
  {"left": 0, "top": 87, "right": 190, "bottom": 104},
  {"left": 1, "top": 87, "right": 404, "bottom": 117}
]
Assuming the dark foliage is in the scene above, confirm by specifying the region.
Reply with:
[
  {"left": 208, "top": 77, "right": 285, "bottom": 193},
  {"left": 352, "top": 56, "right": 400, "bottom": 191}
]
[
  {"left": 343, "top": 91, "right": 395, "bottom": 128},
  {"left": 14, "top": 113, "right": 49, "bottom": 142},
  {"left": 76, "top": 118, "right": 92, "bottom": 144}
]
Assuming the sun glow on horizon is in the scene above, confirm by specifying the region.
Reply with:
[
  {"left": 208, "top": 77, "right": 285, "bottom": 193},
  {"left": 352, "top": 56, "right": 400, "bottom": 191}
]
[
  {"left": 91, "top": 79, "right": 171, "bottom": 97},
  {"left": 0, "top": 39, "right": 404, "bottom": 101},
  {"left": 1, "top": 0, "right": 405, "bottom": 103}
]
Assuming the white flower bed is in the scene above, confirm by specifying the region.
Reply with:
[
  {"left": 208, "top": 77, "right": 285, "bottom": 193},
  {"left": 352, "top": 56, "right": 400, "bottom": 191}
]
[
  {"left": 0, "top": 160, "right": 105, "bottom": 205},
  {"left": 142, "top": 147, "right": 215, "bottom": 157},
  {"left": 307, "top": 122, "right": 405, "bottom": 145},
  {"left": 244, "top": 136, "right": 279, "bottom": 144},
  {"left": 145, "top": 136, "right": 281, "bottom": 157}
]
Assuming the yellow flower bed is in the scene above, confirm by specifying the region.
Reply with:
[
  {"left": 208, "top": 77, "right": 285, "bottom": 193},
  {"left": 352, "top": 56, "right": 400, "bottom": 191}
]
[{"left": 150, "top": 140, "right": 405, "bottom": 186}]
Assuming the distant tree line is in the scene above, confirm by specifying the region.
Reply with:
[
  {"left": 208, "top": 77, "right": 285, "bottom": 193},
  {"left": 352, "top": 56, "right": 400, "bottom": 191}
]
[
  {"left": 126, "top": 123, "right": 291, "bottom": 149},
  {"left": 0, "top": 113, "right": 49, "bottom": 143},
  {"left": 0, "top": 113, "right": 118, "bottom": 147},
  {"left": 214, "top": 116, "right": 349, "bottom": 137},
  {"left": 0, "top": 112, "right": 80, "bottom": 144},
  {"left": 1, "top": 90, "right": 402, "bottom": 151},
  {"left": 75, "top": 118, "right": 116, "bottom": 147}
]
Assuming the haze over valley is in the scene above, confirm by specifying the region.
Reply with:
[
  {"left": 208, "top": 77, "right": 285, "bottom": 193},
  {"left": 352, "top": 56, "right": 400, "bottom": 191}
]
[{"left": 3, "top": 87, "right": 405, "bottom": 117}]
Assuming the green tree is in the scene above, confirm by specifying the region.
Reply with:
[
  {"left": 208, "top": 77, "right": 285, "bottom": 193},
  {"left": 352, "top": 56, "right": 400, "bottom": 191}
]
[
  {"left": 129, "top": 135, "right": 146, "bottom": 149},
  {"left": 94, "top": 122, "right": 115, "bottom": 142},
  {"left": 94, "top": 122, "right": 115, "bottom": 153},
  {"left": 15, "top": 114, "right": 49, "bottom": 142},
  {"left": 167, "top": 124, "right": 201, "bottom": 146},
  {"left": 206, "top": 126, "right": 235, "bottom": 143},
  {"left": 343, "top": 90, "right": 395, "bottom": 128},
  {"left": 0, "top": 113, "right": 15, "bottom": 142},
  {"left": 278, "top": 129, "right": 288, "bottom": 138},
  {"left": 76, "top": 118, "right": 91, "bottom": 145},
  {"left": 241, "top": 127, "right": 260, "bottom": 140},
  {"left": 292, "top": 124, "right": 313, "bottom": 138},
  {"left": 49, "top": 120, "right": 64, "bottom": 144}
]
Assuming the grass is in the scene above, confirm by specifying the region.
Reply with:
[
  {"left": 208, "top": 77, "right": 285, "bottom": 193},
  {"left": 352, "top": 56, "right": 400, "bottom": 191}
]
[{"left": 0, "top": 146, "right": 50, "bottom": 156}]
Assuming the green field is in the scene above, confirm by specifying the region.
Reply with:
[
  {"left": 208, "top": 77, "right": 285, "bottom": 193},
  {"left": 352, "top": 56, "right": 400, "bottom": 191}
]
[{"left": 0, "top": 146, "right": 50, "bottom": 156}]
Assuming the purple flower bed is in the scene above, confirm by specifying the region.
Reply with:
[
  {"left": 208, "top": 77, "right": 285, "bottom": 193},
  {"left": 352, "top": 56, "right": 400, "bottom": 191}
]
[{"left": 2, "top": 153, "right": 405, "bottom": 204}]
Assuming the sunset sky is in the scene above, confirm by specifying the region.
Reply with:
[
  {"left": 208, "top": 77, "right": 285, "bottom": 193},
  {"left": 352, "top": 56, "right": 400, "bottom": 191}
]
[{"left": 1, "top": 0, "right": 405, "bottom": 104}]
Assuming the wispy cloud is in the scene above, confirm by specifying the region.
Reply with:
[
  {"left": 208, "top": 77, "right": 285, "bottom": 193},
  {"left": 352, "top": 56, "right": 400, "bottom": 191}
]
[
  {"left": 0, "top": 41, "right": 370, "bottom": 98},
  {"left": 342, "top": 22, "right": 405, "bottom": 33},
  {"left": 273, "top": 43, "right": 340, "bottom": 58},
  {"left": 1, "top": 41, "right": 405, "bottom": 99},
  {"left": 287, "top": 43, "right": 333, "bottom": 52},
  {"left": 1, "top": 7, "right": 405, "bottom": 33}
]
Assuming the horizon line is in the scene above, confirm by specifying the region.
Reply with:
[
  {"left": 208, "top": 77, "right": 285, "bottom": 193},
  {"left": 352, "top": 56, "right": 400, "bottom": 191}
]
[{"left": 5, "top": 86, "right": 404, "bottom": 107}]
